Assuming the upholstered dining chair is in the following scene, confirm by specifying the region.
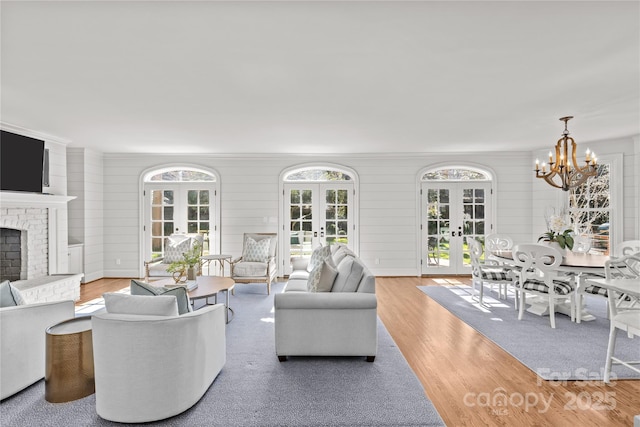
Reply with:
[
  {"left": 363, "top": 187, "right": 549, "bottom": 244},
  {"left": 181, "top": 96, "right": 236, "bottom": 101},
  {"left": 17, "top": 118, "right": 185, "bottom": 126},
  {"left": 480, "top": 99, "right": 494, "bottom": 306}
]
[
  {"left": 468, "top": 237, "right": 516, "bottom": 306},
  {"left": 230, "top": 233, "right": 278, "bottom": 294},
  {"left": 511, "top": 244, "right": 576, "bottom": 328},
  {"left": 580, "top": 254, "right": 640, "bottom": 324}
]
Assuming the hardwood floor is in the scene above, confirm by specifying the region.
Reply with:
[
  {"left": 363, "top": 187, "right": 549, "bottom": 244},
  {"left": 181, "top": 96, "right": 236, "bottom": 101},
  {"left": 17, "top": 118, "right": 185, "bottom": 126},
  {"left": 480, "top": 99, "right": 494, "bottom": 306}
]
[{"left": 79, "top": 277, "right": 640, "bottom": 426}]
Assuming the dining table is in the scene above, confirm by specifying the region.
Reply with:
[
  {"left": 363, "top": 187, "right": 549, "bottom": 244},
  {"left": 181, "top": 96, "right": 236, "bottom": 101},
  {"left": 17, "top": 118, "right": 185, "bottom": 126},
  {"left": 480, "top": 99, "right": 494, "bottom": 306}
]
[{"left": 490, "top": 249, "right": 610, "bottom": 322}]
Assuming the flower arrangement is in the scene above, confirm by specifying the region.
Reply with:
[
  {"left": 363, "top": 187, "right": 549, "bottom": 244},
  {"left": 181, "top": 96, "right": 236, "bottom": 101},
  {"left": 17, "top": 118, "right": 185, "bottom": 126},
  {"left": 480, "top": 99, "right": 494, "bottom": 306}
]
[
  {"left": 167, "top": 242, "right": 202, "bottom": 281},
  {"left": 538, "top": 209, "right": 574, "bottom": 250}
]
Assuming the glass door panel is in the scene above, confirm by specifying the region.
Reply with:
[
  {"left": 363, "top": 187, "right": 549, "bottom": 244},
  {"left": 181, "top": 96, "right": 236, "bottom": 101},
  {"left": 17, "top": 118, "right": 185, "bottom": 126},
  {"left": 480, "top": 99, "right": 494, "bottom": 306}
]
[
  {"left": 283, "top": 183, "right": 353, "bottom": 275},
  {"left": 144, "top": 183, "right": 215, "bottom": 262},
  {"left": 422, "top": 182, "right": 492, "bottom": 275}
]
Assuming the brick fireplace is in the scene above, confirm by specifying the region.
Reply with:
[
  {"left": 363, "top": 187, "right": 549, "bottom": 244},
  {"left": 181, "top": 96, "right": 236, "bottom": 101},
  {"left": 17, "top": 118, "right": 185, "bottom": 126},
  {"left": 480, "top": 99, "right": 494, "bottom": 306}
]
[
  {"left": 0, "top": 192, "right": 75, "bottom": 280},
  {"left": 0, "top": 208, "right": 49, "bottom": 281}
]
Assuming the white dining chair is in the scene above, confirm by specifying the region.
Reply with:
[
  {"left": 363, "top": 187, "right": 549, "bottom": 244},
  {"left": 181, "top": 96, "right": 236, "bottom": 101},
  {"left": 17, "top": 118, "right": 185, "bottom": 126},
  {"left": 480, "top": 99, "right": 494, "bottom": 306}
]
[
  {"left": 580, "top": 254, "right": 640, "bottom": 323},
  {"left": 615, "top": 240, "right": 640, "bottom": 257},
  {"left": 604, "top": 310, "right": 640, "bottom": 383},
  {"left": 469, "top": 237, "right": 516, "bottom": 306},
  {"left": 511, "top": 244, "right": 576, "bottom": 328}
]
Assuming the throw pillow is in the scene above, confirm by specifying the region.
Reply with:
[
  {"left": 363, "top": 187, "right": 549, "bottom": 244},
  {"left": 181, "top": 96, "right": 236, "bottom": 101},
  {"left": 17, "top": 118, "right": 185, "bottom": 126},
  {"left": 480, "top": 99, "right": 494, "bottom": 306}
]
[
  {"left": 307, "top": 245, "right": 332, "bottom": 273},
  {"left": 307, "top": 259, "right": 338, "bottom": 292},
  {"left": 244, "top": 237, "right": 271, "bottom": 263},
  {"left": 103, "top": 293, "right": 179, "bottom": 317},
  {"left": 130, "top": 279, "right": 192, "bottom": 315},
  {"left": 0, "top": 280, "right": 25, "bottom": 307},
  {"left": 164, "top": 238, "right": 191, "bottom": 263},
  {"left": 332, "top": 256, "right": 365, "bottom": 292},
  {"left": 332, "top": 245, "right": 355, "bottom": 266}
]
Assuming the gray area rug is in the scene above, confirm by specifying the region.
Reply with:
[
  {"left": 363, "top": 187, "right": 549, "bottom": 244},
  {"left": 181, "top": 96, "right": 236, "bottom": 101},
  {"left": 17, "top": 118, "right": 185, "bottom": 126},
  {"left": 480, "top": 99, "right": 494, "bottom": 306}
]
[
  {"left": 1, "top": 282, "right": 444, "bottom": 426},
  {"left": 418, "top": 285, "right": 640, "bottom": 381}
]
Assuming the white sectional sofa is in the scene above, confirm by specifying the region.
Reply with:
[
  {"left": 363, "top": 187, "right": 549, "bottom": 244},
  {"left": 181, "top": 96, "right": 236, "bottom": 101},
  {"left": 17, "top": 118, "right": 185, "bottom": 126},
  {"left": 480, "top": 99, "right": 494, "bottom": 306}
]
[{"left": 274, "top": 244, "right": 377, "bottom": 362}]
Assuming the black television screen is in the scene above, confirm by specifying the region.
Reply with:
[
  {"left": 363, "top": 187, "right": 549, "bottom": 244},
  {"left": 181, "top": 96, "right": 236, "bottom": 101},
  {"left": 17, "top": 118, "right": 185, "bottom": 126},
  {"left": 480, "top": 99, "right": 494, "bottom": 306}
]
[{"left": 0, "top": 130, "right": 45, "bottom": 193}]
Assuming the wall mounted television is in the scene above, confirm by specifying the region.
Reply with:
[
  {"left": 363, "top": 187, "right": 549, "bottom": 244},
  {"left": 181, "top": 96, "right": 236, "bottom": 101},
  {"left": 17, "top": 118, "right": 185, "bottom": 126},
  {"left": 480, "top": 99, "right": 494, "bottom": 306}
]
[{"left": 0, "top": 130, "right": 46, "bottom": 193}]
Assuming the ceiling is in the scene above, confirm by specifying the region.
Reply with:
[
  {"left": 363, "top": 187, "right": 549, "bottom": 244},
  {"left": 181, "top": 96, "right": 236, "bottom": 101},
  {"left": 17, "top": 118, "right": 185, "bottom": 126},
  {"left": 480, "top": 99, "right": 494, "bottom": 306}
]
[{"left": 1, "top": 1, "right": 638, "bottom": 155}]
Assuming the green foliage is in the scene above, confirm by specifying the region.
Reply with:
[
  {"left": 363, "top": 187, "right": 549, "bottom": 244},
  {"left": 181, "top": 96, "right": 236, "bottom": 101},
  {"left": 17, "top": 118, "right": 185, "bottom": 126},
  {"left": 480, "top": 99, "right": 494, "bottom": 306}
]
[
  {"left": 166, "top": 242, "right": 202, "bottom": 273},
  {"left": 538, "top": 229, "right": 575, "bottom": 250}
]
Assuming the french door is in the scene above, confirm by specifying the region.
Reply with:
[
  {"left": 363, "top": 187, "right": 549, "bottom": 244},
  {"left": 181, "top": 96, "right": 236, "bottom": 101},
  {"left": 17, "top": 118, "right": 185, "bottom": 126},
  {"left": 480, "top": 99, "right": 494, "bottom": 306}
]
[
  {"left": 421, "top": 181, "right": 492, "bottom": 275},
  {"left": 283, "top": 183, "right": 354, "bottom": 275},
  {"left": 143, "top": 183, "right": 215, "bottom": 261}
]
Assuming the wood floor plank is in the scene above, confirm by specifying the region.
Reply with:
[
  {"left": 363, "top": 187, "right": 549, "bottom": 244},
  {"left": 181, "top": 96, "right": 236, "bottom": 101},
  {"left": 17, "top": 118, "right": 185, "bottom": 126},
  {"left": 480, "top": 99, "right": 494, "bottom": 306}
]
[{"left": 79, "top": 277, "right": 640, "bottom": 426}]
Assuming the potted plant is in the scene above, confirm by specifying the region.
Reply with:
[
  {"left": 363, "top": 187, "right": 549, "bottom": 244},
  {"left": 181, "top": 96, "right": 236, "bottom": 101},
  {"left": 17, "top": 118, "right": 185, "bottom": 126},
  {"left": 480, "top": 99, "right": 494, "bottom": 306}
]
[
  {"left": 166, "top": 242, "right": 202, "bottom": 283},
  {"left": 538, "top": 210, "right": 574, "bottom": 250}
]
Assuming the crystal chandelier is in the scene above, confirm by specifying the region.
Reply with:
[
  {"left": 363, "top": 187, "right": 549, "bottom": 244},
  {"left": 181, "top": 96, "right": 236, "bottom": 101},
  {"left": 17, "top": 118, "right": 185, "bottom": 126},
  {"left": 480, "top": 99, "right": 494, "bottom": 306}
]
[{"left": 534, "top": 116, "right": 597, "bottom": 191}]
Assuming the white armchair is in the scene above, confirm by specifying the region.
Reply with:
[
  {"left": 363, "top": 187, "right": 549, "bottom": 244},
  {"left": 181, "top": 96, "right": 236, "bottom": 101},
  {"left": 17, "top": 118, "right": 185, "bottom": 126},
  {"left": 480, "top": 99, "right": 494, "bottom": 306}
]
[
  {"left": 92, "top": 303, "right": 226, "bottom": 423},
  {"left": 144, "top": 233, "right": 204, "bottom": 281},
  {"left": 0, "top": 300, "right": 75, "bottom": 400},
  {"left": 230, "top": 233, "right": 278, "bottom": 294}
]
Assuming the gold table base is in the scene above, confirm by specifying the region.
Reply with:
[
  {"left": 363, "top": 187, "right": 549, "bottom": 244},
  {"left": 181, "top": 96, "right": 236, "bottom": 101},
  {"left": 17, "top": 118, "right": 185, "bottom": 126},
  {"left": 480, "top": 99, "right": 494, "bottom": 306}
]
[{"left": 45, "top": 317, "right": 95, "bottom": 403}]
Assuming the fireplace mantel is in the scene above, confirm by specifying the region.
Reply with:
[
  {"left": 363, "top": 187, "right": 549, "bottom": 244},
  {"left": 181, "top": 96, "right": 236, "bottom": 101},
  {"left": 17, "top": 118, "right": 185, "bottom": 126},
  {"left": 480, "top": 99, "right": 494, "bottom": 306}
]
[{"left": 0, "top": 191, "right": 76, "bottom": 208}]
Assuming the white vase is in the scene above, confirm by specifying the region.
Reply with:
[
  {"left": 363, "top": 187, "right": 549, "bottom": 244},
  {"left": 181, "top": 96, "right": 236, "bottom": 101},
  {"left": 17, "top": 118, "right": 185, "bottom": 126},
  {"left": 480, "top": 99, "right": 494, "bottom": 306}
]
[{"left": 544, "top": 241, "right": 564, "bottom": 253}]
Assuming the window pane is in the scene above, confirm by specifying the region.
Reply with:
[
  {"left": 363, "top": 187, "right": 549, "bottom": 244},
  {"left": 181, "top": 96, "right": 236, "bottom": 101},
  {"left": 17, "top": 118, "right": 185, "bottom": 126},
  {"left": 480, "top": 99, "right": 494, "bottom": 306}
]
[
  {"left": 188, "top": 222, "right": 198, "bottom": 233},
  {"left": 152, "top": 206, "right": 161, "bottom": 220},
  {"left": 285, "top": 169, "right": 352, "bottom": 181},
  {"left": 164, "top": 191, "right": 174, "bottom": 204},
  {"left": 290, "top": 190, "right": 300, "bottom": 204},
  {"left": 302, "top": 190, "right": 312, "bottom": 204},
  {"left": 302, "top": 206, "right": 312, "bottom": 220},
  {"left": 291, "top": 206, "right": 301, "bottom": 219},
  {"left": 422, "top": 168, "right": 489, "bottom": 180},
  {"left": 163, "top": 222, "right": 174, "bottom": 236},
  {"left": 188, "top": 190, "right": 198, "bottom": 205},
  {"left": 337, "top": 206, "right": 347, "bottom": 219},
  {"left": 338, "top": 221, "right": 348, "bottom": 234},
  {"left": 326, "top": 206, "right": 336, "bottom": 220},
  {"left": 200, "top": 190, "right": 209, "bottom": 204},
  {"left": 152, "top": 190, "right": 162, "bottom": 204},
  {"left": 326, "top": 190, "right": 336, "bottom": 203},
  {"left": 326, "top": 222, "right": 336, "bottom": 234},
  {"left": 200, "top": 206, "right": 209, "bottom": 220},
  {"left": 188, "top": 207, "right": 198, "bottom": 221},
  {"left": 164, "top": 207, "right": 173, "bottom": 220}
]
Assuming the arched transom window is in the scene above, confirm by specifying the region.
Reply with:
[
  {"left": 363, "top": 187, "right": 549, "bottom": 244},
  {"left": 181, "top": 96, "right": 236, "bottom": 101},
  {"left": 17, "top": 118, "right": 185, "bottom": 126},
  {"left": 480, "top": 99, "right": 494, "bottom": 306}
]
[
  {"left": 144, "top": 167, "right": 216, "bottom": 182},
  {"left": 284, "top": 168, "right": 353, "bottom": 182},
  {"left": 422, "top": 168, "right": 490, "bottom": 181}
]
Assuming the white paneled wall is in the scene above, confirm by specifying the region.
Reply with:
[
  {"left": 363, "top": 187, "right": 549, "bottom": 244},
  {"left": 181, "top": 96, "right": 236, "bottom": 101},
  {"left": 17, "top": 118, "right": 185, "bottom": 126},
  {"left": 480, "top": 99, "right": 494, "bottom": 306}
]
[
  {"left": 67, "top": 148, "right": 104, "bottom": 283},
  {"left": 103, "top": 152, "right": 536, "bottom": 278}
]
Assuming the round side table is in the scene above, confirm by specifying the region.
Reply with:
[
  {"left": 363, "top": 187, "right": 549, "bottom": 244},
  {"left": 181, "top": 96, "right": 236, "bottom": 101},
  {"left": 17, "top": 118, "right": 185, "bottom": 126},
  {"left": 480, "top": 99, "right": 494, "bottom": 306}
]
[
  {"left": 201, "top": 254, "right": 232, "bottom": 276},
  {"left": 45, "top": 316, "right": 95, "bottom": 403}
]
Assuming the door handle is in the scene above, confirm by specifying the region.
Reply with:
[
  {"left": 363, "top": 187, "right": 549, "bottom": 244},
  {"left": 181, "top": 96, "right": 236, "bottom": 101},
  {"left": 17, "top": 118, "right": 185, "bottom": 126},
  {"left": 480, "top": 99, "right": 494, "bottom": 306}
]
[
  {"left": 458, "top": 231, "right": 463, "bottom": 237},
  {"left": 314, "top": 231, "right": 318, "bottom": 237}
]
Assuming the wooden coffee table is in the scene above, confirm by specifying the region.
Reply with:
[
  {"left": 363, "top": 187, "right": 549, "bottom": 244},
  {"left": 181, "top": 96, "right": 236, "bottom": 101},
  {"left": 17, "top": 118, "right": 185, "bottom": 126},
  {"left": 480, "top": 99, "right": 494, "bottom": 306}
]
[{"left": 156, "top": 276, "right": 235, "bottom": 323}]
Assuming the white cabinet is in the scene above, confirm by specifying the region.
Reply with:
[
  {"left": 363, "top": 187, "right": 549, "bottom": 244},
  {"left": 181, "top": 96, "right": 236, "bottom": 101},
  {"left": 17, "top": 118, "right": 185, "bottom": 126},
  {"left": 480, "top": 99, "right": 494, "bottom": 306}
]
[{"left": 68, "top": 243, "right": 84, "bottom": 275}]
